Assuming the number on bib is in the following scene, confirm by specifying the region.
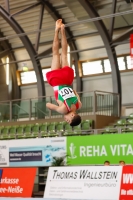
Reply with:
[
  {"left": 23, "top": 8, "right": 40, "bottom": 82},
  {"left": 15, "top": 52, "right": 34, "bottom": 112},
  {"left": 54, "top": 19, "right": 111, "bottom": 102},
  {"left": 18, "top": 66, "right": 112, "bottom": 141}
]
[{"left": 59, "top": 87, "right": 75, "bottom": 100}]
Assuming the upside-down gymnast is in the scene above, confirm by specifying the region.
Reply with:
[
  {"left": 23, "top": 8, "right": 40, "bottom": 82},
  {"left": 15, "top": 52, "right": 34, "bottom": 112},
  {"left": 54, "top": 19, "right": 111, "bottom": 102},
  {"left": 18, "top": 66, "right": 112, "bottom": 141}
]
[{"left": 46, "top": 19, "right": 82, "bottom": 126}]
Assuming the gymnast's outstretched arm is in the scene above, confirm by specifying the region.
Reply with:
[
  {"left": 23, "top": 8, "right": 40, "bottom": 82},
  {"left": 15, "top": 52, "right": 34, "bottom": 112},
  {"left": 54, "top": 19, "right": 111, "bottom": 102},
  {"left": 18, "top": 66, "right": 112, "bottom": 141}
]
[{"left": 46, "top": 102, "right": 67, "bottom": 114}]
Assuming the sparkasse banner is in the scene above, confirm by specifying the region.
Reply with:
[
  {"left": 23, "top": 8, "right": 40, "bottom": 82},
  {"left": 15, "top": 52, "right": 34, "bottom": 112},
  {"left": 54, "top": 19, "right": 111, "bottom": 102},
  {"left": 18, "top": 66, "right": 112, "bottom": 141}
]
[
  {"left": 67, "top": 134, "right": 133, "bottom": 165},
  {"left": 44, "top": 166, "right": 122, "bottom": 200},
  {"left": 0, "top": 168, "right": 36, "bottom": 197}
]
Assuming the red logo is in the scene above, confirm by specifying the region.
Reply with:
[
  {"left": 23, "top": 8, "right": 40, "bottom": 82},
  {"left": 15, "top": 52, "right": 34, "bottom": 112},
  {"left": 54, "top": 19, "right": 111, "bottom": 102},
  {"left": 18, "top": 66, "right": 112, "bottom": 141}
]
[
  {"left": 130, "top": 34, "right": 133, "bottom": 56},
  {"left": 120, "top": 166, "right": 133, "bottom": 200},
  {"left": 0, "top": 168, "right": 36, "bottom": 197}
]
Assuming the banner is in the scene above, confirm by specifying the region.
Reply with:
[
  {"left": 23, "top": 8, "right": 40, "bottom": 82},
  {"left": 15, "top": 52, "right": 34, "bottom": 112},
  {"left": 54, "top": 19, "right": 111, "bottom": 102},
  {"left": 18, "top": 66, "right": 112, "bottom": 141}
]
[
  {"left": 130, "top": 34, "right": 133, "bottom": 57},
  {"left": 0, "top": 168, "right": 36, "bottom": 197},
  {"left": 130, "top": 34, "right": 133, "bottom": 69},
  {"left": 66, "top": 134, "right": 133, "bottom": 165},
  {"left": 9, "top": 137, "right": 66, "bottom": 167},
  {"left": 0, "top": 141, "right": 9, "bottom": 167},
  {"left": 44, "top": 166, "right": 133, "bottom": 200},
  {"left": 0, "top": 199, "right": 68, "bottom": 200},
  {"left": 44, "top": 166, "right": 122, "bottom": 200},
  {"left": 120, "top": 166, "right": 133, "bottom": 200},
  {"left": 2, "top": 133, "right": 133, "bottom": 167}
]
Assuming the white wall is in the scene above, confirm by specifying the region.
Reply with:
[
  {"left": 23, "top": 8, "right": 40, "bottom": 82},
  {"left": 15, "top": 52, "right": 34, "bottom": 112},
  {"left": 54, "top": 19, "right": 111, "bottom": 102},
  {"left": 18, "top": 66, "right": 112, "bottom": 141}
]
[
  {"left": 83, "top": 71, "right": 133, "bottom": 104},
  {"left": 121, "top": 71, "right": 133, "bottom": 104},
  {"left": 21, "top": 82, "right": 53, "bottom": 99}
]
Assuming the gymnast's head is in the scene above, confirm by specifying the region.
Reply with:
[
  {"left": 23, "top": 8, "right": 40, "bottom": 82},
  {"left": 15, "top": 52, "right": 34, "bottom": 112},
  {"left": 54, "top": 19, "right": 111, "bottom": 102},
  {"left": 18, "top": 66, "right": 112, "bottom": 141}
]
[{"left": 64, "top": 111, "right": 81, "bottom": 126}]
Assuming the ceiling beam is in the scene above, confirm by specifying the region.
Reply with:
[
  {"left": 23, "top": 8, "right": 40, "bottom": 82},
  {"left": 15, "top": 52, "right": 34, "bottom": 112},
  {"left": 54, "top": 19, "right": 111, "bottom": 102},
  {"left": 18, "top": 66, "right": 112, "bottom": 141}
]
[
  {"left": 11, "top": 25, "right": 133, "bottom": 51},
  {"left": 37, "top": 45, "right": 105, "bottom": 60},
  {"left": 34, "top": 3, "right": 45, "bottom": 52},
  {"left": 11, "top": 2, "right": 41, "bottom": 17},
  {"left": 0, "top": 45, "right": 106, "bottom": 66},
  {"left": 0, "top": 49, "right": 11, "bottom": 58},
  {"left": 4, "top": 0, "right": 10, "bottom": 13},
  {"left": 109, "top": 0, "right": 117, "bottom": 39},
  {"left": 112, "top": 27, "right": 133, "bottom": 46}
]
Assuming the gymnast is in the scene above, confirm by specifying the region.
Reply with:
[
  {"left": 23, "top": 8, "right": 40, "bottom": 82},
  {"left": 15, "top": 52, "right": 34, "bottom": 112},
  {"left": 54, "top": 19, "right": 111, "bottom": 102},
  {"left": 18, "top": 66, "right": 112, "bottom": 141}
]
[{"left": 46, "top": 19, "right": 82, "bottom": 126}]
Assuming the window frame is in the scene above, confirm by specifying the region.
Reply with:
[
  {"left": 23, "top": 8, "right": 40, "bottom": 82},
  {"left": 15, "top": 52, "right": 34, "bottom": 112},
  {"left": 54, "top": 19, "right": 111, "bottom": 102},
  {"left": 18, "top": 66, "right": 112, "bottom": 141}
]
[
  {"left": 17, "top": 65, "right": 76, "bottom": 86},
  {"left": 17, "top": 67, "right": 51, "bottom": 86},
  {"left": 17, "top": 54, "right": 132, "bottom": 86},
  {"left": 81, "top": 54, "right": 131, "bottom": 77}
]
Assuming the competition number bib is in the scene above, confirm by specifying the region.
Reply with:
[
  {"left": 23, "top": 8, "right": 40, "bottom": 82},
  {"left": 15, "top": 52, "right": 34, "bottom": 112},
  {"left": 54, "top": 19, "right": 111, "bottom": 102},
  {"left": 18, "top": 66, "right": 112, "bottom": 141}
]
[{"left": 59, "top": 87, "right": 75, "bottom": 100}]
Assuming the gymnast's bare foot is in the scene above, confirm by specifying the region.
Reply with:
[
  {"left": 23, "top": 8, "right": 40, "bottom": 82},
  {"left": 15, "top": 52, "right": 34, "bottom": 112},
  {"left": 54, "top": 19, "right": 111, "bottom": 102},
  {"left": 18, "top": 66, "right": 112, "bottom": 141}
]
[
  {"left": 55, "top": 19, "right": 62, "bottom": 31},
  {"left": 61, "top": 23, "right": 65, "bottom": 31}
]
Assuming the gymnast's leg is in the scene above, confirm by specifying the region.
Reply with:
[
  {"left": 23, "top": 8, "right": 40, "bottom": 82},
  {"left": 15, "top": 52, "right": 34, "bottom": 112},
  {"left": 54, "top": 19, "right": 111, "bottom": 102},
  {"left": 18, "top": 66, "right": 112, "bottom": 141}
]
[
  {"left": 60, "top": 23, "right": 69, "bottom": 68},
  {"left": 51, "top": 19, "right": 62, "bottom": 71}
]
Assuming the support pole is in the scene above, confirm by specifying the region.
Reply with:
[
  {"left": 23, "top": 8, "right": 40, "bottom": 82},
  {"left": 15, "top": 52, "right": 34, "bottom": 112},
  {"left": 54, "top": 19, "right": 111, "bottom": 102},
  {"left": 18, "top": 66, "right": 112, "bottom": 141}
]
[
  {"left": 34, "top": 3, "right": 45, "bottom": 52},
  {"left": 109, "top": 0, "right": 117, "bottom": 39},
  {"left": 4, "top": 0, "right": 10, "bottom": 13}
]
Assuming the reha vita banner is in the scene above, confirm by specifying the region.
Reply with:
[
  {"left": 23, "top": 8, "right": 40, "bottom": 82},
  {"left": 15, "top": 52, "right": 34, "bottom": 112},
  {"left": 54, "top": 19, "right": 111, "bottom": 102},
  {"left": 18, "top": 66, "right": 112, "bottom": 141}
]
[{"left": 66, "top": 134, "right": 133, "bottom": 165}]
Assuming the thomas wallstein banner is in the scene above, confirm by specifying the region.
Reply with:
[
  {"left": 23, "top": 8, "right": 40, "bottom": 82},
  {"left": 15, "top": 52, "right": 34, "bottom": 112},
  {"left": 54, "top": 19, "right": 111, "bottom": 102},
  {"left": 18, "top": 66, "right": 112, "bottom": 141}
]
[
  {"left": 44, "top": 166, "right": 122, "bottom": 200},
  {"left": 67, "top": 134, "right": 133, "bottom": 165}
]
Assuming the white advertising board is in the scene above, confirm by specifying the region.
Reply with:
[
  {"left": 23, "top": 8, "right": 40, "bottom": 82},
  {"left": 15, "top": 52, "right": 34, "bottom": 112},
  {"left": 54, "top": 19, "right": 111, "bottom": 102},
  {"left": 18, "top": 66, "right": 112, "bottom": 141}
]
[
  {"left": 8, "top": 137, "right": 66, "bottom": 167},
  {"left": 0, "top": 141, "right": 9, "bottom": 167},
  {"left": 44, "top": 166, "right": 122, "bottom": 200}
]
